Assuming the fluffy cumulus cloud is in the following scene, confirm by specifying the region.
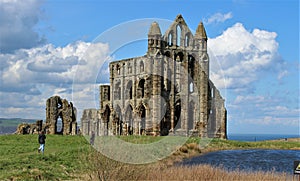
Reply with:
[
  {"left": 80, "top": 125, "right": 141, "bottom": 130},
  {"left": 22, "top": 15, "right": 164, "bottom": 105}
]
[
  {"left": 208, "top": 23, "right": 284, "bottom": 91},
  {"left": 208, "top": 23, "right": 298, "bottom": 133},
  {"left": 0, "top": 41, "right": 111, "bottom": 119},
  {"left": 205, "top": 12, "right": 233, "bottom": 24},
  {"left": 0, "top": 0, "right": 46, "bottom": 53}
]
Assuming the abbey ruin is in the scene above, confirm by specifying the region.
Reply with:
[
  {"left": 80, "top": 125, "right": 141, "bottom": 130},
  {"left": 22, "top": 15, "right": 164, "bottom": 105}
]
[
  {"left": 16, "top": 96, "right": 78, "bottom": 135},
  {"left": 81, "top": 15, "right": 227, "bottom": 138}
]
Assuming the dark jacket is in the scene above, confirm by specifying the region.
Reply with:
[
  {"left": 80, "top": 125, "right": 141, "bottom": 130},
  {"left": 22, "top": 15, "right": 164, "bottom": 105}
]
[{"left": 38, "top": 134, "right": 46, "bottom": 144}]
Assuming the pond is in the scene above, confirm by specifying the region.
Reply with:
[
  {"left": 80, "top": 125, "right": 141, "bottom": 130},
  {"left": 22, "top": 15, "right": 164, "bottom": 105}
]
[{"left": 180, "top": 149, "right": 300, "bottom": 174}]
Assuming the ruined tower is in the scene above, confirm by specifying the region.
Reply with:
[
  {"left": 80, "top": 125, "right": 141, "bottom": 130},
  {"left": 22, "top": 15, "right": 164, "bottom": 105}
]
[
  {"left": 46, "top": 96, "right": 77, "bottom": 135},
  {"left": 81, "top": 15, "right": 227, "bottom": 139}
]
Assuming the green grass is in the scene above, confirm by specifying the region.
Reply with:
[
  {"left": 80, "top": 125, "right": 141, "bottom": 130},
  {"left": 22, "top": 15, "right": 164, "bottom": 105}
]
[
  {"left": 207, "top": 138, "right": 300, "bottom": 150},
  {"left": 0, "top": 134, "right": 91, "bottom": 180},
  {"left": 0, "top": 135, "right": 299, "bottom": 180},
  {"left": 116, "top": 135, "right": 163, "bottom": 144}
]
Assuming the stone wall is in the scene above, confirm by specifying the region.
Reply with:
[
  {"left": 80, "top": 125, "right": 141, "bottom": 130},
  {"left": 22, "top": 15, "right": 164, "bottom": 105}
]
[
  {"left": 81, "top": 15, "right": 227, "bottom": 139},
  {"left": 45, "top": 96, "right": 77, "bottom": 135},
  {"left": 15, "top": 120, "right": 43, "bottom": 134},
  {"left": 81, "top": 109, "right": 99, "bottom": 136},
  {"left": 16, "top": 96, "right": 78, "bottom": 135}
]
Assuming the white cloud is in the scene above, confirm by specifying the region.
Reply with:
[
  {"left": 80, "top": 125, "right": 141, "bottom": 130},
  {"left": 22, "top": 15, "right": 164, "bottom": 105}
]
[
  {"left": 277, "top": 70, "right": 288, "bottom": 80},
  {"left": 205, "top": 12, "right": 233, "bottom": 24},
  {"left": 0, "top": 0, "right": 46, "bottom": 53},
  {"left": 229, "top": 94, "right": 299, "bottom": 127},
  {"left": 208, "top": 23, "right": 284, "bottom": 90},
  {"left": 0, "top": 41, "right": 111, "bottom": 119}
]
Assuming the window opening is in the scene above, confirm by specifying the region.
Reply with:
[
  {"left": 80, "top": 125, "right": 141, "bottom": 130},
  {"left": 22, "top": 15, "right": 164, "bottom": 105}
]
[
  {"left": 177, "top": 25, "right": 181, "bottom": 46},
  {"left": 168, "top": 33, "right": 172, "bottom": 46}
]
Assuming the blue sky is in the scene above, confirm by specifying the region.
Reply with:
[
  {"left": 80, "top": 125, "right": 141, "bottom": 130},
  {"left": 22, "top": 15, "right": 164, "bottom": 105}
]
[{"left": 0, "top": 0, "right": 299, "bottom": 135}]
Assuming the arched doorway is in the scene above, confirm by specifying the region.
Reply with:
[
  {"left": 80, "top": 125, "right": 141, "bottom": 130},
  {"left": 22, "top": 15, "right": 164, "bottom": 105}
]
[
  {"left": 139, "top": 105, "right": 146, "bottom": 135},
  {"left": 174, "top": 100, "right": 181, "bottom": 130},
  {"left": 125, "top": 105, "right": 133, "bottom": 135},
  {"left": 56, "top": 115, "right": 63, "bottom": 134},
  {"left": 103, "top": 105, "right": 110, "bottom": 135},
  {"left": 114, "top": 105, "right": 122, "bottom": 135}
]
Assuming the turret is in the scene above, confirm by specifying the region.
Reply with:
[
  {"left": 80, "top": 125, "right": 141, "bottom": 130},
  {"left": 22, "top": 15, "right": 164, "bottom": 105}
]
[
  {"left": 195, "top": 21, "right": 207, "bottom": 51},
  {"left": 147, "top": 21, "right": 162, "bottom": 56},
  {"left": 195, "top": 21, "right": 209, "bottom": 76}
]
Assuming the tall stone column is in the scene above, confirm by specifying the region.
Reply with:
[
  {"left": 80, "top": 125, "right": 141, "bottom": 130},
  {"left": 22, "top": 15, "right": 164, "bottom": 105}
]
[
  {"left": 170, "top": 58, "right": 175, "bottom": 133},
  {"left": 199, "top": 71, "right": 208, "bottom": 137},
  {"left": 181, "top": 58, "right": 189, "bottom": 135},
  {"left": 152, "top": 56, "right": 162, "bottom": 136}
]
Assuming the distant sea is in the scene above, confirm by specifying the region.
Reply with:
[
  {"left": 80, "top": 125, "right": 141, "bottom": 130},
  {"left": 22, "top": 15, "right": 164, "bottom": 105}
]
[{"left": 228, "top": 133, "right": 299, "bottom": 142}]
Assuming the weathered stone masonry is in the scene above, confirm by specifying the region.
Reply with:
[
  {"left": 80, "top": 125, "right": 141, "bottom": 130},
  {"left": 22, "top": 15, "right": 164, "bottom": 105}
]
[
  {"left": 45, "top": 96, "right": 77, "bottom": 135},
  {"left": 81, "top": 15, "right": 227, "bottom": 138},
  {"left": 16, "top": 96, "right": 78, "bottom": 135}
]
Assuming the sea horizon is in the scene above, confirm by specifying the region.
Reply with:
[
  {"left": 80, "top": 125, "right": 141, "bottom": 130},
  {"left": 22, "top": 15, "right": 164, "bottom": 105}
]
[{"left": 227, "top": 133, "right": 299, "bottom": 142}]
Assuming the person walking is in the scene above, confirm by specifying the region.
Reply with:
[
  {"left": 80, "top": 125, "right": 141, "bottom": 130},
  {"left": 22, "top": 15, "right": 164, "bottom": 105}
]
[
  {"left": 90, "top": 131, "right": 95, "bottom": 146},
  {"left": 38, "top": 131, "right": 46, "bottom": 154}
]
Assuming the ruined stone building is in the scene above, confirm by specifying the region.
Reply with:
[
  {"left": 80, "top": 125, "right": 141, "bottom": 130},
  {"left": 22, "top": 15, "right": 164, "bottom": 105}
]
[
  {"left": 81, "top": 15, "right": 227, "bottom": 138},
  {"left": 45, "top": 96, "right": 77, "bottom": 135},
  {"left": 16, "top": 95, "right": 78, "bottom": 135}
]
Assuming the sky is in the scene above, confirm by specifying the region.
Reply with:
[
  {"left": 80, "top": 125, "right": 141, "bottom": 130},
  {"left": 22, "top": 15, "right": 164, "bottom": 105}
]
[{"left": 0, "top": 0, "right": 299, "bottom": 135}]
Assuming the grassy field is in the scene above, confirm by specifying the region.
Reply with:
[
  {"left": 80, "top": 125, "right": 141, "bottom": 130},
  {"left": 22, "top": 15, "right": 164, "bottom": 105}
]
[
  {"left": 0, "top": 135, "right": 299, "bottom": 180},
  {"left": 0, "top": 134, "right": 90, "bottom": 180}
]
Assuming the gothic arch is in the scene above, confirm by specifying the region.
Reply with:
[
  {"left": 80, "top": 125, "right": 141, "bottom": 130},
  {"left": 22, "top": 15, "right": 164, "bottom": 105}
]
[
  {"left": 126, "top": 80, "right": 133, "bottom": 99},
  {"left": 103, "top": 105, "right": 111, "bottom": 123},
  {"left": 185, "top": 33, "right": 191, "bottom": 47},
  {"left": 125, "top": 105, "right": 134, "bottom": 135},
  {"left": 168, "top": 31, "right": 173, "bottom": 46},
  {"left": 116, "top": 64, "right": 121, "bottom": 75},
  {"left": 174, "top": 99, "right": 181, "bottom": 129},
  {"left": 188, "top": 54, "right": 196, "bottom": 85},
  {"left": 140, "top": 61, "right": 144, "bottom": 72},
  {"left": 113, "top": 104, "right": 122, "bottom": 135},
  {"left": 175, "top": 52, "right": 184, "bottom": 62},
  {"left": 176, "top": 24, "right": 182, "bottom": 46},
  {"left": 102, "top": 104, "right": 111, "bottom": 135},
  {"left": 137, "top": 79, "right": 145, "bottom": 98},
  {"left": 137, "top": 104, "right": 146, "bottom": 135},
  {"left": 56, "top": 114, "right": 63, "bottom": 134},
  {"left": 115, "top": 81, "right": 121, "bottom": 100}
]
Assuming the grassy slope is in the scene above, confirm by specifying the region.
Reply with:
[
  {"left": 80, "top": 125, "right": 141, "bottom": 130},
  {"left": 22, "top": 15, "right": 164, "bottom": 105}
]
[{"left": 0, "top": 135, "right": 299, "bottom": 180}]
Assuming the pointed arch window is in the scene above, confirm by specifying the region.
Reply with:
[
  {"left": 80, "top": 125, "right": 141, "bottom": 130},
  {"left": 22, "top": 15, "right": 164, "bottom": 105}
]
[
  {"left": 176, "top": 25, "right": 181, "bottom": 46},
  {"left": 138, "top": 79, "right": 145, "bottom": 98},
  {"left": 116, "top": 64, "right": 120, "bottom": 75},
  {"left": 168, "top": 33, "right": 173, "bottom": 46},
  {"left": 140, "top": 61, "right": 144, "bottom": 72},
  {"left": 128, "top": 63, "right": 132, "bottom": 73},
  {"left": 126, "top": 80, "right": 133, "bottom": 99},
  {"left": 185, "top": 34, "right": 190, "bottom": 47},
  {"left": 189, "top": 82, "right": 194, "bottom": 93}
]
